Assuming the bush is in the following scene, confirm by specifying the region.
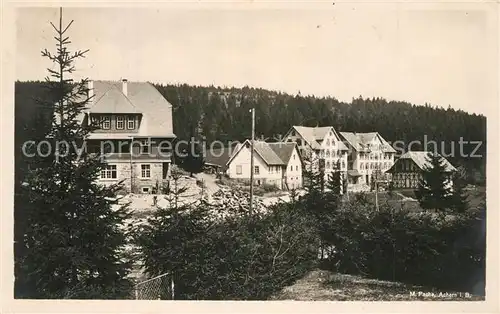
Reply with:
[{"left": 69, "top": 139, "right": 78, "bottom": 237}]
[
  {"left": 316, "top": 196, "right": 485, "bottom": 294},
  {"left": 262, "top": 183, "right": 279, "bottom": 193},
  {"left": 134, "top": 201, "right": 319, "bottom": 300}
]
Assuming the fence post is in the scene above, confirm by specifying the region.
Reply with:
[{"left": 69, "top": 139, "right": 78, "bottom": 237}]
[{"left": 135, "top": 286, "right": 138, "bottom": 300}]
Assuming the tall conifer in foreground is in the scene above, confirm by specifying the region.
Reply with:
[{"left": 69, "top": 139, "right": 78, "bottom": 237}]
[
  {"left": 15, "top": 8, "right": 132, "bottom": 299},
  {"left": 415, "top": 152, "right": 453, "bottom": 212}
]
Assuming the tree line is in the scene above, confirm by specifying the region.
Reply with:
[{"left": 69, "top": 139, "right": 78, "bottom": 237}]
[
  {"left": 14, "top": 81, "right": 486, "bottom": 185},
  {"left": 153, "top": 83, "right": 486, "bottom": 184}
]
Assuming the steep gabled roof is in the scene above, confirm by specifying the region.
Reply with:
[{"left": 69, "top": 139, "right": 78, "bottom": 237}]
[
  {"left": 226, "top": 140, "right": 288, "bottom": 167},
  {"left": 56, "top": 80, "right": 176, "bottom": 138},
  {"left": 253, "top": 141, "right": 285, "bottom": 165},
  {"left": 93, "top": 80, "right": 175, "bottom": 137},
  {"left": 394, "top": 151, "right": 457, "bottom": 172},
  {"left": 290, "top": 126, "right": 348, "bottom": 150},
  {"left": 340, "top": 132, "right": 396, "bottom": 153},
  {"left": 267, "top": 142, "right": 297, "bottom": 165},
  {"left": 90, "top": 81, "right": 139, "bottom": 113}
]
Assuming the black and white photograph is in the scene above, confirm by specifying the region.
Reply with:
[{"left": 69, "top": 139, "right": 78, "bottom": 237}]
[{"left": 2, "top": 0, "right": 497, "bottom": 311}]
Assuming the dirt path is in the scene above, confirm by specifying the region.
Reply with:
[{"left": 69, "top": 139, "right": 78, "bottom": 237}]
[
  {"left": 395, "top": 192, "right": 417, "bottom": 202},
  {"left": 195, "top": 172, "right": 221, "bottom": 196}
]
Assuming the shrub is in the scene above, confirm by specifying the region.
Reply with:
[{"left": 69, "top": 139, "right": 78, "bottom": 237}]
[
  {"left": 316, "top": 196, "right": 485, "bottom": 294},
  {"left": 262, "top": 183, "right": 279, "bottom": 193},
  {"left": 134, "top": 201, "right": 318, "bottom": 300}
]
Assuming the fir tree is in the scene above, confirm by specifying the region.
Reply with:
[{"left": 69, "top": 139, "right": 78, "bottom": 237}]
[
  {"left": 179, "top": 136, "right": 205, "bottom": 177},
  {"left": 450, "top": 166, "right": 469, "bottom": 213},
  {"left": 15, "top": 8, "right": 132, "bottom": 299},
  {"left": 415, "top": 152, "right": 453, "bottom": 212},
  {"left": 326, "top": 160, "right": 342, "bottom": 196}
]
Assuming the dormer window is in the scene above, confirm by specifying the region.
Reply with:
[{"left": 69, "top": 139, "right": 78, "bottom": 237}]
[
  {"left": 127, "top": 116, "right": 135, "bottom": 130},
  {"left": 101, "top": 116, "right": 111, "bottom": 130},
  {"left": 116, "top": 116, "right": 125, "bottom": 130}
]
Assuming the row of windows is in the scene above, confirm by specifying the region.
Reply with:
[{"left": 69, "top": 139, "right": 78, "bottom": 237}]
[
  {"left": 100, "top": 164, "right": 151, "bottom": 179},
  {"left": 91, "top": 115, "right": 136, "bottom": 130},
  {"left": 398, "top": 161, "right": 416, "bottom": 171},
  {"left": 360, "top": 162, "right": 392, "bottom": 170},
  {"left": 325, "top": 160, "right": 345, "bottom": 170},
  {"left": 287, "top": 137, "right": 336, "bottom": 148},
  {"left": 236, "top": 165, "right": 299, "bottom": 175},
  {"left": 359, "top": 152, "right": 392, "bottom": 160},
  {"left": 269, "top": 166, "right": 281, "bottom": 174},
  {"left": 325, "top": 139, "right": 336, "bottom": 146},
  {"left": 320, "top": 149, "right": 345, "bottom": 158}
]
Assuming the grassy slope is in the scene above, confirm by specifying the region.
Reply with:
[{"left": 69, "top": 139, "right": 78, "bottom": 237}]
[{"left": 271, "top": 270, "right": 484, "bottom": 301}]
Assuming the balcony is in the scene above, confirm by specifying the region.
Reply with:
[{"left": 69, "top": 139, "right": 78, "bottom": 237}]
[{"left": 100, "top": 151, "right": 172, "bottom": 162}]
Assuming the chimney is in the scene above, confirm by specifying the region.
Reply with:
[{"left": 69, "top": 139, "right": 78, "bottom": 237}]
[
  {"left": 88, "top": 80, "right": 94, "bottom": 100},
  {"left": 122, "top": 78, "right": 128, "bottom": 96}
]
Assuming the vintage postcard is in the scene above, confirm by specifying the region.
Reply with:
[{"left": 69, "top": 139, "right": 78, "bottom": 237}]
[{"left": 1, "top": 0, "right": 498, "bottom": 313}]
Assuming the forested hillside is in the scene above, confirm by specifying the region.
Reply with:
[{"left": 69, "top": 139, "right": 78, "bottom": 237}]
[{"left": 15, "top": 81, "right": 486, "bottom": 184}]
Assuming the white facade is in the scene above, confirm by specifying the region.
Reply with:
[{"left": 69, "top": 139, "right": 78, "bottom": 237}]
[
  {"left": 341, "top": 132, "right": 396, "bottom": 186},
  {"left": 318, "top": 130, "right": 349, "bottom": 178},
  {"left": 227, "top": 144, "right": 283, "bottom": 188},
  {"left": 283, "top": 126, "right": 348, "bottom": 181},
  {"left": 283, "top": 146, "right": 303, "bottom": 190}
]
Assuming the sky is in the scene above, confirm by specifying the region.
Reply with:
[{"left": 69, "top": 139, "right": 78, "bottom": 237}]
[{"left": 15, "top": 3, "right": 498, "bottom": 115}]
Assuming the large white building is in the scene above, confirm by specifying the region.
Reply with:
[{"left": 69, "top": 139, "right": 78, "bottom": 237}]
[
  {"left": 339, "top": 132, "right": 396, "bottom": 189},
  {"left": 282, "top": 126, "right": 349, "bottom": 182}
]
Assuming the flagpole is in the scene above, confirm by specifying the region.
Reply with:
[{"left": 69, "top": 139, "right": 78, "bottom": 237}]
[{"left": 249, "top": 108, "right": 255, "bottom": 215}]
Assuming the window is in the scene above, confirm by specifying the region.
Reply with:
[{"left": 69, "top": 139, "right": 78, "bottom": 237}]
[
  {"left": 90, "top": 115, "right": 98, "bottom": 126},
  {"left": 293, "top": 154, "right": 296, "bottom": 160},
  {"left": 296, "top": 165, "right": 298, "bottom": 171},
  {"left": 141, "top": 164, "right": 151, "bottom": 178},
  {"left": 326, "top": 150, "right": 330, "bottom": 158},
  {"left": 142, "top": 187, "right": 150, "bottom": 194},
  {"left": 254, "top": 166, "right": 260, "bottom": 175},
  {"left": 342, "top": 161, "right": 345, "bottom": 169},
  {"left": 127, "top": 116, "right": 135, "bottom": 130},
  {"left": 326, "top": 161, "right": 331, "bottom": 169},
  {"left": 101, "top": 116, "right": 111, "bottom": 129},
  {"left": 140, "top": 139, "right": 150, "bottom": 154},
  {"left": 326, "top": 139, "right": 330, "bottom": 146},
  {"left": 116, "top": 115, "right": 125, "bottom": 129},
  {"left": 101, "top": 165, "right": 117, "bottom": 179},
  {"left": 236, "top": 165, "right": 242, "bottom": 175},
  {"left": 290, "top": 165, "right": 293, "bottom": 171},
  {"left": 360, "top": 163, "right": 364, "bottom": 170}
]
